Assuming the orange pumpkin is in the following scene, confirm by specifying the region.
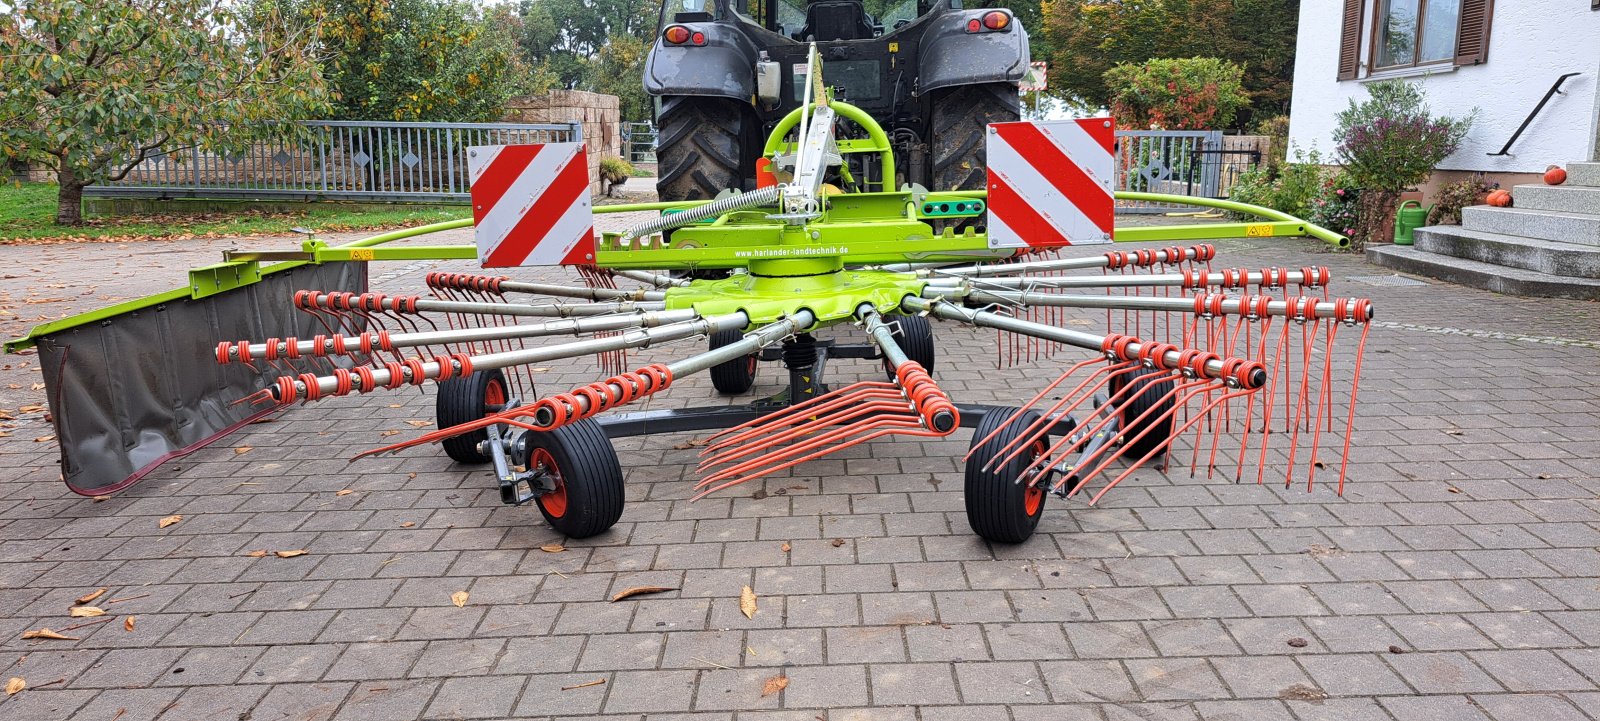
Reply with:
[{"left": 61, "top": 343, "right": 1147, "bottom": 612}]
[
  {"left": 1486, "top": 189, "right": 1514, "bottom": 207},
  {"left": 1545, "top": 166, "right": 1568, "bottom": 185}
]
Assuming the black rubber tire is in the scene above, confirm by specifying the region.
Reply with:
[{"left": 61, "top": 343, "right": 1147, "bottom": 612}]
[
  {"left": 656, "top": 96, "right": 752, "bottom": 202},
  {"left": 1110, "top": 367, "right": 1177, "bottom": 462},
  {"left": 931, "top": 82, "right": 1021, "bottom": 193},
  {"left": 436, "top": 369, "right": 511, "bottom": 464},
  {"left": 964, "top": 407, "right": 1049, "bottom": 544},
  {"left": 525, "top": 418, "right": 625, "bottom": 539},
  {"left": 708, "top": 327, "right": 758, "bottom": 395},
  {"left": 882, "top": 313, "right": 936, "bottom": 378}
]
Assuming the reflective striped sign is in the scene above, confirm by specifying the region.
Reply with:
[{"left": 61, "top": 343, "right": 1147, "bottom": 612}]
[
  {"left": 469, "top": 143, "right": 594, "bottom": 267},
  {"left": 985, "top": 119, "right": 1115, "bottom": 248}
]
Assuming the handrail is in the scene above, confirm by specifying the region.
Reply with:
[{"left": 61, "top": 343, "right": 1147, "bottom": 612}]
[{"left": 1488, "top": 72, "right": 1582, "bottom": 156}]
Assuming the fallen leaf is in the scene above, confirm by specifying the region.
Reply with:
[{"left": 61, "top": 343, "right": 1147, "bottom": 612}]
[
  {"left": 1286, "top": 637, "right": 1309, "bottom": 648},
  {"left": 20, "top": 629, "right": 77, "bottom": 641},
  {"left": 531, "top": 367, "right": 551, "bottom": 372},
  {"left": 1388, "top": 645, "right": 1406, "bottom": 654},
  {"left": 19, "top": 404, "right": 44, "bottom": 413},
  {"left": 68, "top": 607, "right": 105, "bottom": 618},
  {"left": 761, "top": 674, "right": 789, "bottom": 696},
  {"left": 335, "top": 489, "right": 354, "bottom": 496},
  {"left": 275, "top": 550, "right": 308, "bottom": 558},
  {"left": 399, "top": 522, "right": 415, "bottom": 528},
  {"left": 4, "top": 677, "right": 22, "bottom": 695},
  {"left": 33, "top": 435, "right": 54, "bottom": 443},
  {"left": 561, "top": 678, "right": 604, "bottom": 690},
  {"left": 451, "top": 591, "right": 469, "bottom": 608},
  {"left": 234, "top": 446, "right": 252, "bottom": 455},
  {"left": 740, "top": 586, "right": 758, "bottom": 619},
  {"left": 388, "top": 403, "right": 403, "bottom": 408},
  {"left": 1447, "top": 487, "right": 1462, "bottom": 494},
  {"left": 611, "top": 586, "right": 677, "bottom": 602},
  {"left": 157, "top": 515, "right": 182, "bottom": 529},
  {"left": 30, "top": 383, "right": 45, "bottom": 391},
  {"left": 780, "top": 542, "right": 791, "bottom": 553},
  {"left": 404, "top": 420, "right": 431, "bottom": 428},
  {"left": 75, "top": 588, "right": 107, "bottom": 605},
  {"left": 245, "top": 550, "right": 269, "bottom": 558},
  {"left": 380, "top": 430, "right": 401, "bottom": 437},
  {"left": 540, "top": 544, "right": 566, "bottom": 553},
  {"left": 829, "top": 538, "right": 845, "bottom": 548}
]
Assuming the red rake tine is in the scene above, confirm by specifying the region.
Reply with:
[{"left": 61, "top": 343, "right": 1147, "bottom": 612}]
[
  {"left": 699, "top": 381, "right": 902, "bottom": 453},
  {"left": 963, "top": 356, "right": 1107, "bottom": 464},
  {"left": 984, "top": 361, "right": 1136, "bottom": 473},
  {"left": 1046, "top": 372, "right": 1197, "bottom": 493},
  {"left": 1086, "top": 386, "right": 1257, "bottom": 505},
  {"left": 697, "top": 393, "right": 911, "bottom": 471},
  {"left": 697, "top": 414, "right": 925, "bottom": 487},
  {"left": 694, "top": 418, "right": 935, "bottom": 497},
  {"left": 1016, "top": 365, "right": 1164, "bottom": 486}
]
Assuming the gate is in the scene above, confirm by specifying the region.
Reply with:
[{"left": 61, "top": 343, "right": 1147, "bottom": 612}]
[
  {"left": 1114, "top": 130, "right": 1224, "bottom": 213},
  {"left": 623, "top": 122, "right": 658, "bottom": 164},
  {"left": 87, "top": 120, "right": 582, "bottom": 203}
]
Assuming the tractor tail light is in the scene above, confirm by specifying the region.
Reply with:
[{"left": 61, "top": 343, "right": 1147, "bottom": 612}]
[
  {"left": 664, "top": 25, "right": 697, "bottom": 45},
  {"left": 982, "top": 11, "right": 1010, "bottom": 30},
  {"left": 966, "top": 18, "right": 981, "bottom": 32}
]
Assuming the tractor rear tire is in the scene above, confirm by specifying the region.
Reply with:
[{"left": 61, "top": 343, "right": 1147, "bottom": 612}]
[
  {"left": 436, "top": 369, "right": 511, "bottom": 465},
  {"left": 965, "top": 407, "right": 1048, "bottom": 544},
  {"left": 525, "top": 418, "right": 626, "bottom": 539},
  {"left": 930, "top": 83, "right": 1021, "bottom": 233},
  {"left": 657, "top": 96, "right": 752, "bottom": 202},
  {"left": 708, "top": 327, "right": 759, "bottom": 395},
  {"left": 1110, "top": 367, "right": 1177, "bottom": 462}
]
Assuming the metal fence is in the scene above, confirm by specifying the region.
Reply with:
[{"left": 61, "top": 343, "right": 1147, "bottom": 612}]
[
  {"left": 623, "top": 122, "right": 657, "bottom": 164},
  {"left": 86, "top": 120, "right": 583, "bottom": 203},
  {"left": 1114, "top": 130, "right": 1231, "bottom": 213}
]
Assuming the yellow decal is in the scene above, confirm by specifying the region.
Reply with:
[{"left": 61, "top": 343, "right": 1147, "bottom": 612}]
[
  {"left": 349, "top": 249, "right": 375, "bottom": 261},
  {"left": 888, "top": 42, "right": 899, "bottom": 53},
  {"left": 1245, "top": 224, "right": 1274, "bottom": 237}
]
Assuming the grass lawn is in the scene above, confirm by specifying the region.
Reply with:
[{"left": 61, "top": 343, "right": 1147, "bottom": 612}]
[{"left": 1, "top": 183, "right": 470, "bottom": 244}]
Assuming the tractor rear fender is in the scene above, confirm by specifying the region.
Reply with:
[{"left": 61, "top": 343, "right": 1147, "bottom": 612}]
[
  {"left": 917, "top": 11, "right": 1029, "bottom": 95},
  {"left": 644, "top": 23, "right": 762, "bottom": 100}
]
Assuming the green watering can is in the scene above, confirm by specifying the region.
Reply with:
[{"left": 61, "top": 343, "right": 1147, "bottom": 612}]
[{"left": 1393, "top": 200, "right": 1431, "bottom": 245}]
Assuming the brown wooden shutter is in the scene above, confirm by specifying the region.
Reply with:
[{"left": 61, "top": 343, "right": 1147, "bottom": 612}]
[
  {"left": 1455, "top": 0, "right": 1493, "bottom": 66},
  {"left": 1336, "top": 0, "right": 1363, "bottom": 80}
]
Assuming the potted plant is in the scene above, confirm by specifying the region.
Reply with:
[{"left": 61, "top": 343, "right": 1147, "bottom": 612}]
[
  {"left": 599, "top": 156, "right": 634, "bottom": 197},
  {"left": 1333, "top": 81, "right": 1471, "bottom": 249}
]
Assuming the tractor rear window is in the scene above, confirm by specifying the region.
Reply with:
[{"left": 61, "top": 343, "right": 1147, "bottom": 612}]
[{"left": 792, "top": 60, "right": 882, "bottom": 102}]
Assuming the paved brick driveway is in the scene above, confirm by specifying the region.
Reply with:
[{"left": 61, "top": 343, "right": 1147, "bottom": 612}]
[{"left": 2, "top": 225, "right": 1599, "bottom": 721}]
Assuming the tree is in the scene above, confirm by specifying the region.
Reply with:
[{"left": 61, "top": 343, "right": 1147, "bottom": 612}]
[
  {"left": 0, "top": 0, "right": 328, "bottom": 225},
  {"left": 514, "top": 0, "right": 655, "bottom": 118},
  {"left": 1104, "top": 57, "right": 1249, "bottom": 130},
  {"left": 297, "top": 0, "right": 543, "bottom": 122},
  {"left": 1039, "top": 0, "right": 1297, "bottom": 128}
]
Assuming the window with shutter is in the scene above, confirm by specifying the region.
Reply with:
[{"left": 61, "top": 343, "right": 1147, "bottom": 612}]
[
  {"left": 1454, "top": 0, "right": 1492, "bottom": 66},
  {"left": 1337, "top": 0, "right": 1363, "bottom": 80}
]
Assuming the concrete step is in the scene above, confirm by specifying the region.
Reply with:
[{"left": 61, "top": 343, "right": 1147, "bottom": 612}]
[
  {"left": 1461, "top": 205, "right": 1600, "bottom": 245},
  {"left": 1367, "top": 245, "right": 1600, "bottom": 301},
  {"left": 1511, "top": 183, "right": 1600, "bottom": 214},
  {"left": 1413, "top": 226, "right": 1600, "bottom": 278},
  {"left": 1568, "top": 162, "right": 1600, "bottom": 187}
]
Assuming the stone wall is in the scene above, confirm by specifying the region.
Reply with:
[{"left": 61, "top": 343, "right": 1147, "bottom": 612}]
[{"left": 504, "top": 90, "right": 623, "bottom": 196}]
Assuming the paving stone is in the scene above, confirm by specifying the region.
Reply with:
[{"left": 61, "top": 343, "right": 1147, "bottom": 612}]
[
  {"left": 1123, "top": 657, "right": 1229, "bottom": 701},
  {"left": 1383, "top": 651, "right": 1504, "bottom": 693},
  {"left": 869, "top": 662, "right": 959, "bottom": 705},
  {"left": 1468, "top": 649, "right": 1592, "bottom": 691},
  {"left": 424, "top": 674, "right": 524, "bottom": 718}
]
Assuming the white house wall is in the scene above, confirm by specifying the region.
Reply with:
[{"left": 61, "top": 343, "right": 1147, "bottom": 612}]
[{"left": 1289, "top": 1, "right": 1600, "bottom": 174}]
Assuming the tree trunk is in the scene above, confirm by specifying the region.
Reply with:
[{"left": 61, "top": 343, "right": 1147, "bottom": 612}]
[{"left": 56, "top": 167, "right": 86, "bottom": 226}]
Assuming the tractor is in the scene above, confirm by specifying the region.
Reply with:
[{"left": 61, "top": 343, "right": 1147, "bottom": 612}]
[{"left": 643, "top": 0, "right": 1030, "bottom": 202}]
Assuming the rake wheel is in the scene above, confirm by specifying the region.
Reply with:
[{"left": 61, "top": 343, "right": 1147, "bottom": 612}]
[
  {"left": 436, "top": 369, "right": 512, "bottom": 464},
  {"left": 708, "top": 327, "right": 758, "bottom": 395},
  {"left": 524, "top": 417, "right": 625, "bottom": 538},
  {"left": 965, "top": 408, "right": 1048, "bottom": 544},
  {"left": 1111, "top": 367, "right": 1176, "bottom": 462}
]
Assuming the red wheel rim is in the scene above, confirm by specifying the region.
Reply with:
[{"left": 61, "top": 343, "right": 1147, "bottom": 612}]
[
  {"left": 746, "top": 355, "right": 758, "bottom": 375},
  {"left": 1022, "top": 439, "right": 1047, "bottom": 516},
  {"left": 484, "top": 378, "right": 506, "bottom": 407},
  {"left": 531, "top": 447, "right": 567, "bottom": 518}
]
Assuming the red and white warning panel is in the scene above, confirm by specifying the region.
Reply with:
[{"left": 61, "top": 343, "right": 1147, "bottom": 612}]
[
  {"left": 469, "top": 143, "right": 594, "bottom": 267},
  {"left": 985, "top": 119, "right": 1115, "bottom": 248}
]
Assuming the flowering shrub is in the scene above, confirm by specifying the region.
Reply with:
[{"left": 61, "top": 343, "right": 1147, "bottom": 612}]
[
  {"left": 1333, "top": 80, "right": 1471, "bottom": 248},
  {"left": 1225, "top": 149, "right": 1328, "bottom": 220},
  {"left": 1104, "top": 57, "right": 1250, "bottom": 130},
  {"left": 1427, "top": 175, "right": 1498, "bottom": 225},
  {"left": 1308, "top": 174, "right": 1362, "bottom": 240}
]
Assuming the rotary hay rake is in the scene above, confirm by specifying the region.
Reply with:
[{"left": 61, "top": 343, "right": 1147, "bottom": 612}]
[{"left": 10, "top": 48, "right": 1374, "bottom": 543}]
